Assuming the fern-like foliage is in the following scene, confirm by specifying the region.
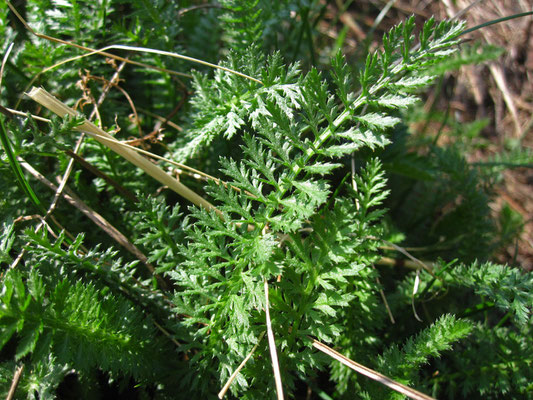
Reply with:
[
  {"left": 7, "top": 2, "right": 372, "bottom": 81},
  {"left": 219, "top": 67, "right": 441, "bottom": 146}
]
[
  {"left": 448, "top": 262, "right": 533, "bottom": 325},
  {"left": 167, "top": 16, "right": 469, "bottom": 398},
  {"left": 2, "top": 1, "right": 531, "bottom": 398},
  {"left": 374, "top": 314, "right": 472, "bottom": 398},
  {"left": 435, "top": 322, "right": 533, "bottom": 399},
  {"left": 133, "top": 196, "right": 189, "bottom": 274},
  {"left": 218, "top": 0, "right": 263, "bottom": 54},
  {"left": 0, "top": 268, "right": 173, "bottom": 381},
  {"left": 0, "top": 356, "right": 70, "bottom": 400}
]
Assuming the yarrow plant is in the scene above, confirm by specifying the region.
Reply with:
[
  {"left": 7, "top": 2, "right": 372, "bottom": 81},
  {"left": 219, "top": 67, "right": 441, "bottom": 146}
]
[{"left": 0, "top": 1, "right": 532, "bottom": 399}]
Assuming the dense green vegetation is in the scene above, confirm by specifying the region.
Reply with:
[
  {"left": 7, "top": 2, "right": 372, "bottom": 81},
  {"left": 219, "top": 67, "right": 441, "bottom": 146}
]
[{"left": 0, "top": 1, "right": 531, "bottom": 399}]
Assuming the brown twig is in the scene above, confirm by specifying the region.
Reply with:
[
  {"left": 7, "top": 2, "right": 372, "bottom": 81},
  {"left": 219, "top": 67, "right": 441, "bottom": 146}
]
[
  {"left": 82, "top": 71, "right": 143, "bottom": 138},
  {"left": 218, "top": 331, "right": 266, "bottom": 399},
  {"left": 65, "top": 149, "right": 139, "bottom": 203},
  {"left": 311, "top": 339, "right": 436, "bottom": 400},
  {"left": 264, "top": 280, "right": 284, "bottom": 400},
  {"left": 5, "top": 1, "right": 191, "bottom": 82},
  {"left": 19, "top": 158, "right": 164, "bottom": 287},
  {"left": 6, "top": 365, "right": 24, "bottom": 400}
]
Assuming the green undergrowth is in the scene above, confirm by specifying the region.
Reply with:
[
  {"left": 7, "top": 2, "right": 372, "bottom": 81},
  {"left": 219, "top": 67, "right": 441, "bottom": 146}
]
[{"left": 0, "top": 1, "right": 532, "bottom": 399}]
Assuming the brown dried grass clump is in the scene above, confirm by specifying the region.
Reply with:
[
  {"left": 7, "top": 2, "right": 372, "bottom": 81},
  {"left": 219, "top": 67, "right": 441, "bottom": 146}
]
[
  {"left": 425, "top": 0, "right": 532, "bottom": 270},
  {"left": 325, "top": 0, "right": 533, "bottom": 269}
]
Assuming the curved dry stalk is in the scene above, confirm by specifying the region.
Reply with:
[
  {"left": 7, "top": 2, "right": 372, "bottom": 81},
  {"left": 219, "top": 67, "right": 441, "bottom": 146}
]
[
  {"left": 218, "top": 331, "right": 266, "bottom": 399},
  {"left": 134, "top": 106, "right": 183, "bottom": 132},
  {"left": 27, "top": 87, "right": 220, "bottom": 216},
  {"left": 18, "top": 158, "right": 159, "bottom": 276},
  {"left": 264, "top": 280, "right": 284, "bottom": 400},
  {"left": 6, "top": 365, "right": 24, "bottom": 400},
  {"left": 4, "top": 107, "right": 51, "bottom": 122},
  {"left": 372, "top": 264, "right": 395, "bottom": 324},
  {"left": 73, "top": 130, "right": 225, "bottom": 184},
  {"left": 11, "top": 96, "right": 245, "bottom": 197},
  {"left": 93, "top": 44, "right": 263, "bottom": 85},
  {"left": 0, "top": 42, "right": 14, "bottom": 91},
  {"left": 34, "top": 46, "right": 192, "bottom": 80},
  {"left": 5, "top": 1, "right": 190, "bottom": 83},
  {"left": 380, "top": 239, "right": 436, "bottom": 277},
  {"left": 311, "top": 339, "right": 435, "bottom": 400},
  {"left": 6, "top": 0, "right": 263, "bottom": 94},
  {"left": 45, "top": 124, "right": 252, "bottom": 197}
]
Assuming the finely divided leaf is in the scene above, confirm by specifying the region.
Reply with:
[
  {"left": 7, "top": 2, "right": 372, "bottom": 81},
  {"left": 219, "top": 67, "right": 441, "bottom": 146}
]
[
  {"left": 356, "top": 113, "right": 400, "bottom": 130},
  {"left": 376, "top": 94, "right": 418, "bottom": 109}
]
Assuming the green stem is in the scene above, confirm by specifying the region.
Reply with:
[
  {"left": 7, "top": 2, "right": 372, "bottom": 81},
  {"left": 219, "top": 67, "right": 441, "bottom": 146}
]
[
  {"left": 150, "top": 211, "right": 179, "bottom": 255},
  {"left": 460, "top": 11, "right": 533, "bottom": 37},
  {"left": 459, "top": 301, "right": 495, "bottom": 318},
  {"left": 494, "top": 311, "right": 512, "bottom": 328},
  {"left": 0, "top": 116, "right": 47, "bottom": 215}
]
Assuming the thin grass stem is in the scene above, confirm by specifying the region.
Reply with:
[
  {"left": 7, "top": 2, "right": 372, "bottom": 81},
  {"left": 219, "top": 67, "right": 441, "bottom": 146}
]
[
  {"left": 27, "top": 87, "right": 220, "bottom": 216},
  {"left": 264, "top": 280, "right": 284, "bottom": 400},
  {"left": 0, "top": 42, "right": 14, "bottom": 90},
  {"left": 311, "top": 339, "right": 435, "bottom": 400},
  {"left": 218, "top": 331, "right": 266, "bottom": 399},
  {"left": 6, "top": 365, "right": 24, "bottom": 400},
  {"left": 460, "top": 11, "right": 533, "bottom": 36}
]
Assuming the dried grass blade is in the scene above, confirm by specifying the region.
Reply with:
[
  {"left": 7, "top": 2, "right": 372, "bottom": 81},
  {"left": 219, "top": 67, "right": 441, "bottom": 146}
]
[
  {"left": 18, "top": 158, "right": 162, "bottom": 283},
  {"left": 26, "top": 87, "right": 220, "bottom": 216},
  {"left": 264, "top": 280, "right": 284, "bottom": 400},
  {"left": 311, "top": 339, "right": 435, "bottom": 400},
  {"left": 488, "top": 64, "right": 521, "bottom": 137},
  {"left": 218, "top": 331, "right": 266, "bottom": 399},
  {"left": 0, "top": 42, "right": 14, "bottom": 90},
  {"left": 7, "top": 1, "right": 263, "bottom": 85},
  {"left": 5, "top": 1, "right": 190, "bottom": 81},
  {"left": 93, "top": 44, "right": 263, "bottom": 85},
  {"left": 6, "top": 364, "right": 24, "bottom": 400},
  {"left": 381, "top": 239, "right": 435, "bottom": 277}
]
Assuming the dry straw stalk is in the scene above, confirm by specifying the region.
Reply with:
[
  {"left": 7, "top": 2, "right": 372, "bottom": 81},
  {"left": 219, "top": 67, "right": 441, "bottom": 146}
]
[{"left": 26, "top": 87, "right": 218, "bottom": 215}]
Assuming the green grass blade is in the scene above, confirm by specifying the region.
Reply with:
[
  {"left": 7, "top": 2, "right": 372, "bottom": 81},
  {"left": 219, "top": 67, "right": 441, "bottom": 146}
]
[
  {"left": 461, "top": 11, "right": 533, "bottom": 36},
  {"left": 0, "top": 115, "right": 47, "bottom": 214}
]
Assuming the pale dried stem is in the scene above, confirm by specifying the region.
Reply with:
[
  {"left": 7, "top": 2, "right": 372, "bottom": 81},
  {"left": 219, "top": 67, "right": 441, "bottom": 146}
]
[
  {"left": 153, "top": 320, "right": 181, "bottom": 348},
  {"left": 487, "top": 63, "right": 521, "bottom": 137},
  {"left": 218, "top": 331, "right": 266, "bottom": 399},
  {"left": 378, "top": 256, "right": 432, "bottom": 270},
  {"left": 27, "top": 87, "right": 220, "bottom": 216},
  {"left": 443, "top": 0, "right": 523, "bottom": 137},
  {"left": 5, "top": 0, "right": 191, "bottom": 97},
  {"left": 19, "top": 158, "right": 161, "bottom": 281},
  {"left": 0, "top": 42, "right": 14, "bottom": 91},
  {"left": 9, "top": 62, "right": 127, "bottom": 270},
  {"left": 380, "top": 239, "right": 436, "bottom": 277},
  {"left": 20, "top": 159, "right": 178, "bottom": 338},
  {"left": 6, "top": 105, "right": 246, "bottom": 201},
  {"left": 6, "top": 1, "right": 263, "bottom": 85},
  {"left": 264, "top": 280, "right": 284, "bottom": 400},
  {"left": 312, "top": 339, "right": 436, "bottom": 400},
  {"left": 83, "top": 44, "right": 263, "bottom": 85},
  {"left": 372, "top": 264, "right": 395, "bottom": 324},
  {"left": 135, "top": 106, "right": 183, "bottom": 132},
  {"left": 4, "top": 107, "right": 50, "bottom": 122},
  {"left": 14, "top": 213, "right": 83, "bottom": 252},
  {"left": 6, "top": 365, "right": 24, "bottom": 400},
  {"left": 16, "top": 62, "right": 129, "bottom": 269},
  {"left": 71, "top": 130, "right": 228, "bottom": 186}
]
